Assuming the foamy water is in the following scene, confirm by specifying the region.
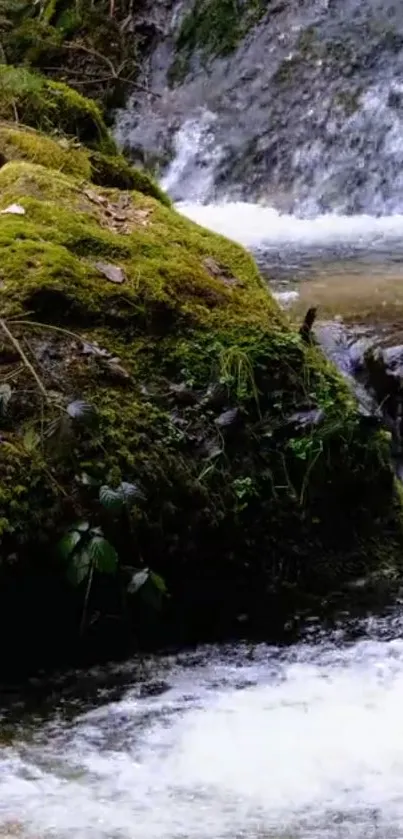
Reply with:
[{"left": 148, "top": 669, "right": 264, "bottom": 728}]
[
  {"left": 2, "top": 620, "right": 403, "bottom": 839},
  {"left": 177, "top": 201, "right": 403, "bottom": 254}
]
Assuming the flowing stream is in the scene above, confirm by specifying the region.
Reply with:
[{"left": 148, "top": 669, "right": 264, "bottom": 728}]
[
  {"left": 5, "top": 0, "right": 403, "bottom": 830},
  {"left": 4, "top": 193, "right": 403, "bottom": 839},
  {"left": 4, "top": 98, "right": 403, "bottom": 839},
  {"left": 3, "top": 613, "right": 403, "bottom": 839}
]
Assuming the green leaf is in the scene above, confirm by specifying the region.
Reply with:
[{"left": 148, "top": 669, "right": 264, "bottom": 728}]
[
  {"left": 68, "top": 547, "right": 92, "bottom": 586},
  {"left": 99, "top": 484, "right": 124, "bottom": 513},
  {"left": 22, "top": 426, "right": 40, "bottom": 453},
  {"left": 88, "top": 536, "right": 118, "bottom": 574},
  {"left": 119, "top": 481, "right": 145, "bottom": 503},
  {"left": 0, "top": 384, "right": 12, "bottom": 415},
  {"left": 140, "top": 575, "right": 166, "bottom": 611},
  {"left": 127, "top": 568, "right": 149, "bottom": 594},
  {"left": 73, "top": 520, "right": 91, "bottom": 534},
  {"left": 149, "top": 571, "right": 167, "bottom": 595},
  {"left": 58, "top": 529, "right": 82, "bottom": 561},
  {"left": 67, "top": 400, "right": 98, "bottom": 426}
]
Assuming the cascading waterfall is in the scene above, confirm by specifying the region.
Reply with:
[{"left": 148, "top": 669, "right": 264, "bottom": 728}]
[
  {"left": 163, "top": 111, "right": 403, "bottom": 262},
  {"left": 116, "top": 0, "right": 403, "bottom": 218},
  {"left": 160, "top": 108, "right": 224, "bottom": 202}
]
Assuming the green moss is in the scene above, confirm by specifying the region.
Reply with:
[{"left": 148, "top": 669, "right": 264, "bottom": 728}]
[
  {"left": 0, "top": 155, "right": 402, "bottom": 637},
  {"left": 0, "top": 124, "right": 170, "bottom": 206},
  {"left": 333, "top": 88, "right": 362, "bottom": 116},
  {"left": 0, "top": 65, "right": 115, "bottom": 151},
  {"left": 0, "top": 1, "right": 141, "bottom": 115},
  {"left": 0, "top": 160, "right": 273, "bottom": 329},
  {"left": 4, "top": 16, "right": 63, "bottom": 65},
  {"left": 0, "top": 122, "right": 92, "bottom": 179},
  {"left": 170, "top": 0, "right": 266, "bottom": 83},
  {"left": 89, "top": 151, "right": 171, "bottom": 206}
]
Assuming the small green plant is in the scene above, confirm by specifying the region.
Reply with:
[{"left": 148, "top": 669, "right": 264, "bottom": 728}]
[
  {"left": 99, "top": 481, "right": 145, "bottom": 513},
  {"left": 232, "top": 475, "right": 257, "bottom": 512},
  {"left": 287, "top": 435, "right": 324, "bottom": 505},
  {"left": 288, "top": 436, "right": 322, "bottom": 461},
  {"left": 127, "top": 567, "right": 167, "bottom": 610},
  {"left": 57, "top": 472, "right": 166, "bottom": 634},
  {"left": 218, "top": 345, "right": 260, "bottom": 411},
  {"left": 58, "top": 520, "right": 118, "bottom": 633}
]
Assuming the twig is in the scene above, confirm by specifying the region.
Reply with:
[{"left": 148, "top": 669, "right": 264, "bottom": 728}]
[
  {"left": 299, "top": 306, "right": 317, "bottom": 344},
  {"left": 58, "top": 43, "right": 160, "bottom": 97},
  {"left": 61, "top": 42, "right": 118, "bottom": 76},
  {"left": 10, "top": 319, "right": 91, "bottom": 344},
  {"left": 11, "top": 99, "right": 19, "bottom": 124},
  {"left": 68, "top": 75, "right": 161, "bottom": 97},
  {"left": 0, "top": 319, "right": 48, "bottom": 399},
  {"left": 80, "top": 560, "right": 94, "bottom": 636}
]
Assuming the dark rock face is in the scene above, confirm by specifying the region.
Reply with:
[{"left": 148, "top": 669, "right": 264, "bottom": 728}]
[
  {"left": 363, "top": 345, "right": 403, "bottom": 456},
  {"left": 319, "top": 320, "right": 403, "bottom": 466}
]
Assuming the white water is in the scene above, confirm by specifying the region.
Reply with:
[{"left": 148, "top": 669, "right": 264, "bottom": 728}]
[
  {"left": 177, "top": 200, "right": 403, "bottom": 254},
  {"left": 162, "top": 110, "right": 224, "bottom": 204},
  {"left": 3, "top": 621, "right": 403, "bottom": 839},
  {"left": 159, "top": 113, "right": 403, "bottom": 256}
]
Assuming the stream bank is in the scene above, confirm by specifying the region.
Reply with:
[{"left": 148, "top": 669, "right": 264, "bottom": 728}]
[{"left": 0, "top": 106, "right": 402, "bottom": 677}]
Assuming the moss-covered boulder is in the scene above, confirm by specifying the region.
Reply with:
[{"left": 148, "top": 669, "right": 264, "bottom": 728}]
[
  {"left": 0, "top": 140, "right": 402, "bottom": 665},
  {"left": 0, "top": 121, "right": 171, "bottom": 205},
  {"left": 0, "top": 64, "right": 115, "bottom": 152}
]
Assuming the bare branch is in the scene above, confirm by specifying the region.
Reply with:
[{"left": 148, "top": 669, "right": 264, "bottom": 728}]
[
  {"left": 61, "top": 42, "right": 117, "bottom": 76},
  {"left": 62, "top": 74, "right": 161, "bottom": 97},
  {"left": 0, "top": 319, "right": 48, "bottom": 399}
]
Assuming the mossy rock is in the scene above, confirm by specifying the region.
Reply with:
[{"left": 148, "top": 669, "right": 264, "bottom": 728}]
[
  {"left": 0, "top": 156, "right": 402, "bottom": 653},
  {"left": 0, "top": 121, "right": 92, "bottom": 179},
  {"left": 0, "top": 64, "right": 115, "bottom": 152},
  {"left": 0, "top": 122, "right": 170, "bottom": 206},
  {"left": 88, "top": 150, "right": 171, "bottom": 206}
]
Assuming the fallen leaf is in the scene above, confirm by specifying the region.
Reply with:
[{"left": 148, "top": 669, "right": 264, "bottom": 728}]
[
  {"left": 215, "top": 407, "right": 240, "bottom": 428},
  {"left": 0, "top": 204, "right": 25, "bottom": 216},
  {"left": 94, "top": 262, "right": 126, "bottom": 284},
  {"left": 203, "top": 256, "right": 241, "bottom": 287}
]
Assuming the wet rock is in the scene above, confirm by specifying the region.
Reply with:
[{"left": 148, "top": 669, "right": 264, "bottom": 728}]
[
  {"left": 138, "top": 679, "right": 170, "bottom": 698},
  {"left": 286, "top": 408, "right": 325, "bottom": 429},
  {"left": 169, "top": 382, "right": 199, "bottom": 405},
  {"left": 362, "top": 345, "right": 403, "bottom": 454},
  {"left": 201, "top": 382, "right": 228, "bottom": 409},
  {"left": 380, "top": 344, "right": 403, "bottom": 378}
]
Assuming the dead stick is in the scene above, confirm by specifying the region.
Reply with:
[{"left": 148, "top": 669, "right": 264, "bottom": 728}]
[
  {"left": 299, "top": 307, "right": 317, "bottom": 344},
  {"left": 0, "top": 319, "right": 48, "bottom": 399}
]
